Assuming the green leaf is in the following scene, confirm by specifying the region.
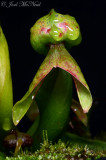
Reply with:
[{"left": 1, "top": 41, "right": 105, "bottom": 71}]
[
  {"left": 13, "top": 46, "right": 56, "bottom": 125},
  {"left": 73, "top": 78, "right": 92, "bottom": 113},
  {"left": 13, "top": 43, "right": 92, "bottom": 125},
  {"left": 0, "top": 26, "right": 13, "bottom": 134},
  {"left": 54, "top": 44, "right": 92, "bottom": 113},
  {"left": 13, "top": 83, "right": 42, "bottom": 125}
]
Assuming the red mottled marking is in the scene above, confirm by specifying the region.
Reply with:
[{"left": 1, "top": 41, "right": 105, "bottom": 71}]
[
  {"left": 40, "top": 27, "right": 51, "bottom": 34},
  {"left": 57, "top": 60, "right": 80, "bottom": 82},
  {"left": 58, "top": 22, "right": 69, "bottom": 32},
  {"left": 59, "top": 32, "right": 63, "bottom": 37},
  {"left": 41, "top": 27, "right": 46, "bottom": 32}
]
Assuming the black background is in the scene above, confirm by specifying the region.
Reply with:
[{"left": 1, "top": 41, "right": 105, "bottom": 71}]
[{"left": 0, "top": 0, "right": 106, "bottom": 133}]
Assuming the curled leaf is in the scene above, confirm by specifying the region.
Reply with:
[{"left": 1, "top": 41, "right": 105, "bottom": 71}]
[{"left": 13, "top": 43, "right": 92, "bottom": 125}]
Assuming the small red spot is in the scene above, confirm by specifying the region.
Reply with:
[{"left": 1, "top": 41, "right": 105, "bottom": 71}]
[
  {"left": 47, "top": 28, "right": 51, "bottom": 33},
  {"left": 76, "top": 26, "right": 79, "bottom": 29},
  {"left": 59, "top": 32, "right": 63, "bottom": 37},
  {"left": 49, "top": 11, "right": 53, "bottom": 16}
]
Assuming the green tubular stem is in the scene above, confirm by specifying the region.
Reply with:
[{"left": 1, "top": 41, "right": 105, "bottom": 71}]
[
  {"left": 32, "top": 68, "right": 73, "bottom": 149},
  {"left": 0, "top": 26, "right": 13, "bottom": 142},
  {"left": 27, "top": 68, "right": 59, "bottom": 137},
  {"left": 61, "top": 132, "right": 106, "bottom": 151},
  {"left": 35, "top": 68, "right": 59, "bottom": 114}
]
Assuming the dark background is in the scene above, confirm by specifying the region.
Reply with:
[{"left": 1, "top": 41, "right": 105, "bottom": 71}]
[{"left": 0, "top": 0, "right": 106, "bottom": 134}]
